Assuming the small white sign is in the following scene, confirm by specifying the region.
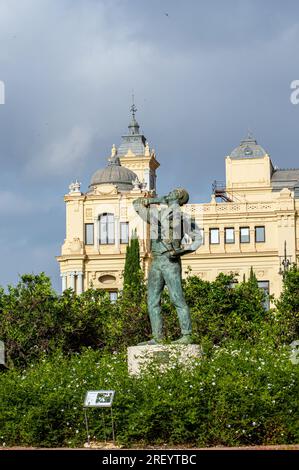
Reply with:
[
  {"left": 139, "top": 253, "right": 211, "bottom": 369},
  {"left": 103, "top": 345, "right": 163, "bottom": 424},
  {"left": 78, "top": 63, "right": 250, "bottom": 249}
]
[{"left": 84, "top": 390, "right": 115, "bottom": 408}]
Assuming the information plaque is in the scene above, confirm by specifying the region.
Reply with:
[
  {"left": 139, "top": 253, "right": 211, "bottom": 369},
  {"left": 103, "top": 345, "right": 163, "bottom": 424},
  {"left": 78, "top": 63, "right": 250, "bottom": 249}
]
[{"left": 84, "top": 390, "right": 115, "bottom": 408}]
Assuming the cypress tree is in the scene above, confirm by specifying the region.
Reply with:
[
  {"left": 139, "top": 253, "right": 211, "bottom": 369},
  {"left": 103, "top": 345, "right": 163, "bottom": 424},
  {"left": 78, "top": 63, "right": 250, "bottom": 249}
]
[
  {"left": 249, "top": 266, "right": 257, "bottom": 281},
  {"left": 123, "top": 229, "right": 141, "bottom": 291}
]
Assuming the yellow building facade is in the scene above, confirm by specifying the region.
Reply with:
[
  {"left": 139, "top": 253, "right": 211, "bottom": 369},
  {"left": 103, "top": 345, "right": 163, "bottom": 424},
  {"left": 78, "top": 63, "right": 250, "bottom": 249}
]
[{"left": 57, "top": 115, "right": 299, "bottom": 301}]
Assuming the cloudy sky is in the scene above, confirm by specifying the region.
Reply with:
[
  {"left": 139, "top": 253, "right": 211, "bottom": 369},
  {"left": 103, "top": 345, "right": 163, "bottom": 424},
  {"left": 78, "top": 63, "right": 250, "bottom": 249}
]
[{"left": 0, "top": 0, "right": 299, "bottom": 290}]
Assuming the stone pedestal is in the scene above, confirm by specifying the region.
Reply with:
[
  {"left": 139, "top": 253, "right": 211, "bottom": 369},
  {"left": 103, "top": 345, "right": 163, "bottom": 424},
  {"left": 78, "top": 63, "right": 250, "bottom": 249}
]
[{"left": 127, "top": 344, "right": 202, "bottom": 376}]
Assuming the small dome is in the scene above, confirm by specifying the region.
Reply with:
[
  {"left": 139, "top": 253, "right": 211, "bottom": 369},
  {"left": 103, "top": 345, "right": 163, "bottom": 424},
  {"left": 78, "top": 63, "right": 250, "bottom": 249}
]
[
  {"left": 230, "top": 133, "right": 267, "bottom": 159},
  {"left": 90, "top": 154, "right": 137, "bottom": 191}
]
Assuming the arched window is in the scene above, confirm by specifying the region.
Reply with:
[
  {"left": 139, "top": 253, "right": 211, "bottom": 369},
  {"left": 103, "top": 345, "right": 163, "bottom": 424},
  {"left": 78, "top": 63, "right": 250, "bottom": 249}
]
[{"left": 99, "top": 213, "right": 115, "bottom": 244}]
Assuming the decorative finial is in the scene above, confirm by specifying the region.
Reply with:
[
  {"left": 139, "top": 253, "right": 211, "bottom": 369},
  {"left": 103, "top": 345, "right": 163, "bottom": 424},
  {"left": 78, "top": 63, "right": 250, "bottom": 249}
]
[
  {"left": 132, "top": 176, "right": 141, "bottom": 190},
  {"left": 111, "top": 144, "right": 117, "bottom": 157},
  {"left": 69, "top": 179, "right": 81, "bottom": 194},
  {"left": 246, "top": 128, "right": 254, "bottom": 140},
  {"left": 130, "top": 90, "right": 137, "bottom": 118},
  {"left": 241, "top": 129, "right": 256, "bottom": 145},
  {"left": 145, "top": 141, "right": 150, "bottom": 156},
  {"left": 140, "top": 179, "right": 147, "bottom": 190},
  {"left": 128, "top": 93, "right": 140, "bottom": 135}
]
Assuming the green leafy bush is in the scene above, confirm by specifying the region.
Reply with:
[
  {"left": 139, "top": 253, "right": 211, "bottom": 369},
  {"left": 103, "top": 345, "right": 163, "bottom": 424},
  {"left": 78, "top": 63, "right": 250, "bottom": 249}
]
[
  {"left": 0, "top": 267, "right": 298, "bottom": 447},
  {"left": 0, "top": 343, "right": 297, "bottom": 447},
  {"left": 0, "top": 274, "right": 149, "bottom": 367},
  {"left": 0, "top": 268, "right": 298, "bottom": 368},
  {"left": 275, "top": 265, "right": 299, "bottom": 342}
]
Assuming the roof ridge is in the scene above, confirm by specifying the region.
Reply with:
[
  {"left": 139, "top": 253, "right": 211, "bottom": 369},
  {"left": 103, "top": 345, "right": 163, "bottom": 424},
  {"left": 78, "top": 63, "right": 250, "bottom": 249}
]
[{"left": 274, "top": 167, "right": 299, "bottom": 171}]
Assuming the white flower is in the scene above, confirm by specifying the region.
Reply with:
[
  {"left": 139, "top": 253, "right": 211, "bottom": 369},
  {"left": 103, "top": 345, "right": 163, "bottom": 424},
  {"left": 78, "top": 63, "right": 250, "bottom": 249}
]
[{"left": 252, "top": 422, "right": 256, "bottom": 426}]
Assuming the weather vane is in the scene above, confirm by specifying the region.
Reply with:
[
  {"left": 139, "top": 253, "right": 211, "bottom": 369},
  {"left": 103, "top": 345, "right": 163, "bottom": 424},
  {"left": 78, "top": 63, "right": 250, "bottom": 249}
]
[{"left": 130, "top": 91, "right": 137, "bottom": 118}]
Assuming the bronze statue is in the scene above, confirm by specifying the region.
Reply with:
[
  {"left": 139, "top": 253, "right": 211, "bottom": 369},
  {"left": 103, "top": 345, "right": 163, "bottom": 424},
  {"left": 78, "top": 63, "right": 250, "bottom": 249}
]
[{"left": 133, "top": 188, "right": 202, "bottom": 344}]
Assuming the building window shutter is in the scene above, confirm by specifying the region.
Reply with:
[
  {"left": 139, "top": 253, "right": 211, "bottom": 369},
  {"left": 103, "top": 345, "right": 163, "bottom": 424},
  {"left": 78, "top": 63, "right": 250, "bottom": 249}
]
[
  {"left": 99, "top": 213, "right": 115, "bottom": 244},
  {"left": 120, "top": 222, "right": 129, "bottom": 244},
  {"left": 84, "top": 223, "right": 94, "bottom": 245}
]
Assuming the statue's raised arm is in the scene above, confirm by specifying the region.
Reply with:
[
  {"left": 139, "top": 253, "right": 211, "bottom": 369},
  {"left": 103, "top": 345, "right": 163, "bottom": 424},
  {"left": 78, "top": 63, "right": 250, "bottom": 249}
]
[{"left": 133, "top": 195, "right": 167, "bottom": 224}]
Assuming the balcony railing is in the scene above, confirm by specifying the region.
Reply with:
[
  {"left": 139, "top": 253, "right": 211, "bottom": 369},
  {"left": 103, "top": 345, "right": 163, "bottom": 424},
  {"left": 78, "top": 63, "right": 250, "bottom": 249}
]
[{"left": 212, "top": 180, "right": 233, "bottom": 202}]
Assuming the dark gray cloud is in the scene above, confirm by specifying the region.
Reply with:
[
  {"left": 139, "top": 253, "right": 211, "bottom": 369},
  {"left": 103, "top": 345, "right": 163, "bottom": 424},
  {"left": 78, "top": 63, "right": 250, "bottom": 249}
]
[{"left": 0, "top": 0, "right": 299, "bottom": 290}]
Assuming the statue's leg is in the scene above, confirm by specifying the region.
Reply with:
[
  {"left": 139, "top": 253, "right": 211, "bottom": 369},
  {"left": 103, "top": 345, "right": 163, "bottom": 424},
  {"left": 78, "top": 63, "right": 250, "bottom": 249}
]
[
  {"left": 148, "top": 257, "right": 165, "bottom": 341},
  {"left": 163, "top": 257, "right": 192, "bottom": 336}
]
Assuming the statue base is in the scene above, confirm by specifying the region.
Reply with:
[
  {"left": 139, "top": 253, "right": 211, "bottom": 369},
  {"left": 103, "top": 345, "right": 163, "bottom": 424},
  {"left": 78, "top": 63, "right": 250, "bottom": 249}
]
[{"left": 127, "top": 343, "right": 202, "bottom": 377}]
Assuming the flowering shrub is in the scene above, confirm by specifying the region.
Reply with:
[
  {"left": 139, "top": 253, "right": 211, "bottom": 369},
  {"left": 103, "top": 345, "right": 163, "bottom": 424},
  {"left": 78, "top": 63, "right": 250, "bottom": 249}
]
[
  {"left": 0, "top": 342, "right": 298, "bottom": 448},
  {"left": 0, "top": 269, "right": 298, "bottom": 447}
]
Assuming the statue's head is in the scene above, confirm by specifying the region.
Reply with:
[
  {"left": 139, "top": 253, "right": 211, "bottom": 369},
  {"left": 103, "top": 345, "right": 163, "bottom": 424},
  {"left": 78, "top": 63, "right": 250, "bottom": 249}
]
[{"left": 167, "top": 188, "right": 189, "bottom": 206}]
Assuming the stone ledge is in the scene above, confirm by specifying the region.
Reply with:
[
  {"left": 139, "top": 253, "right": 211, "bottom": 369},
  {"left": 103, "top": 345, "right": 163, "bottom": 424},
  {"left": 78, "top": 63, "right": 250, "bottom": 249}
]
[{"left": 127, "top": 344, "right": 202, "bottom": 376}]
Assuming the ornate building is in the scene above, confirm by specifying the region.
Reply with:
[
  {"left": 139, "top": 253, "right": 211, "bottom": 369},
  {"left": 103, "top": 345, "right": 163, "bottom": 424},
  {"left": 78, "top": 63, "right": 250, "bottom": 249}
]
[{"left": 57, "top": 112, "right": 299, "bottom": 301}]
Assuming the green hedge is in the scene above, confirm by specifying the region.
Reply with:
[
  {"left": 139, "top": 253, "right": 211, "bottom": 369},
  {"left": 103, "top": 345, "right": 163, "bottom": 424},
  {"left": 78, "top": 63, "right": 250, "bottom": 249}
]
[{"left": 0, "top": 342, "right": 298, "bottom": 448}]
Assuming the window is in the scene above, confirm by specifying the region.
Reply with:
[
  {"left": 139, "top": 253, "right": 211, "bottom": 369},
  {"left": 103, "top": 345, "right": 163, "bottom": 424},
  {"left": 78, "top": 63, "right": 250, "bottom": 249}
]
[
  {"left": 199, "top": 228, "right": 204, "bottom": 245},
  {"left": 258, "top": 280, "right": 270, "bottom": 310},
  {"left": 209, "top": 228, "right": 219, "bottom": 244},
  {"left": 225, "top": 227, "right": 235, "bottom": 244},
  {"left": 240, "top": 227, "right": 250, "bottom": 243},
  {"left": 99, "top": 213, "right": 115, "bottom": 244},
  {"left": 84, "top": 223, "right": 94, "bottom": 245},
  {"left": 109, "top": 291, "right": 118, "bottom": 303},
  {"left": 255, "top": 226, "right": 265, "bottom": 243},
  {"left": 120, "top": 222, "right": 129, "bottom": 244}
]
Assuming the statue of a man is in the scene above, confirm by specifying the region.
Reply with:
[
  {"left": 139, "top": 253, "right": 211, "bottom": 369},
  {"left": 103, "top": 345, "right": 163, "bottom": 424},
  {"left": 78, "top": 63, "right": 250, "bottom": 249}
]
[{"left": 133, "top": 188, "right": 203, "bottom": 345}]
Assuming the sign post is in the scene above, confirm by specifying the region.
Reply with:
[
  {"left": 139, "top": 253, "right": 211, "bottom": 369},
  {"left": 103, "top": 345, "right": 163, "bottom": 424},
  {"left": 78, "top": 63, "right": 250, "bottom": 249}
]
[{"left": 83, "top": 390, "right": 115, "bottom": 446}]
